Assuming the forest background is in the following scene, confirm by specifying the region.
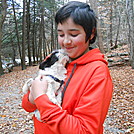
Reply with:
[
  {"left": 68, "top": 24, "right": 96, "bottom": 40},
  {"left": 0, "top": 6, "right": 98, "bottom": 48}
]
[
  {"left": 0, "top": 0, "right": 134, "bottom": 133},
  {"left": 0, "top": 0, "right": 134, "bottom": 75}
]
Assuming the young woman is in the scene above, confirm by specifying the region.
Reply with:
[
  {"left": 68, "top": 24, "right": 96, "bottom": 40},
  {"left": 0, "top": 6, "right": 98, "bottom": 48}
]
[{"left": 22, "top": 1, "right": 113, "bottom": 134}]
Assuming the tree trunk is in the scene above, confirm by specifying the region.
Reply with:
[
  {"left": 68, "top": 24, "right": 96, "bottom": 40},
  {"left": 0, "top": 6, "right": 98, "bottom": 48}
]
[
  {"left": 87, "top": 0, "right": 105, "bottom": 53},
  {"left": 11, "top": 0, "right": 22, "bottom": 61},
  {"left": 0, "top": 26, "right": 4, "bottom": 75},
  {"left": 0, "top": 0, "right": 7, "bottom": 75},
  {"left": 126, "top": 0, "right": 134, "bottom": 69},
  {"left": 26, "top": 0, "right": 32, "bottom": 66},
  {"left": 114, "top": 15, "right": 120, "bottom": 48},
  {"left": 97, "top": 21, "right": 105, "bottom": 53},
  {"left": 109, "top": 1, "right": 113, "bottom": 48},
  {"left": 38, "top": 1, "right": 44, "bottom": 62},
  {"left": 32, "top": 0, "right": 36, "bottom": 64},
  {"left": 51, "top": 17, "right": 54, "bottom": 51},
  {"left": 43, "top": 23, "right": 47, "bottom": 59},
  {"left": 22, "top": 0, "right": 26, "bottom": 70},
  {"left": 130, "top": 0, "right": 134, "bottom": 69},
  {"left": 11, "top": 37, "right": 17, "bottom": 66}
]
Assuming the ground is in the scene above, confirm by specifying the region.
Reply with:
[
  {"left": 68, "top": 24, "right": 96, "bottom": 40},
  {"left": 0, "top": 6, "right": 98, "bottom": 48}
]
[{"left": 0, "top": 60, "right": 134, "bottom": 133}]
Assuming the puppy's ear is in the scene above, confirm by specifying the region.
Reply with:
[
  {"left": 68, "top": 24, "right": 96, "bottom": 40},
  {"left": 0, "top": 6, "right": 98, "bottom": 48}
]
[
  {"left": 39, "top": 52, "right": 58, "bottom": 70},
  {"left": 39, "top": 58, "right": 51, "bottom": 70}
]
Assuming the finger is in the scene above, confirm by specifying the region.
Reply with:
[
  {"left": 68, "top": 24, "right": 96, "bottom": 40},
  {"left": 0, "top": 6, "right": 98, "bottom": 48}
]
[{"left": 29, "top": 86, "right": 32, "bottom": 91}]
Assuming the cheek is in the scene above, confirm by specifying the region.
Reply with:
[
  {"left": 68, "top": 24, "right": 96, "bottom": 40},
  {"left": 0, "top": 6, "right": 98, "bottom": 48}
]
[
  {"left": 73, "top": 34, "right": 86, "bottom": 44},
  {"left": 73, "top": 37, "right": 86, "bottom": 47}
]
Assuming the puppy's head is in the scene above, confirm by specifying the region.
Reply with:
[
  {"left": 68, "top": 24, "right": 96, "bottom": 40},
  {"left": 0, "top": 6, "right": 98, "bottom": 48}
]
[{"left": 39, "top": 49, "right": 69, "bottom": 70}]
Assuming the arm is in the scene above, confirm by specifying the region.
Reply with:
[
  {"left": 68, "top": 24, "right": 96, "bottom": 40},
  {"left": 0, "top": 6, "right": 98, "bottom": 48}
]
[
  {"left": 22, "top": 91, "right": 37, "bottom": 112},
  {"left": 34, "top": 66, "right": 113, "bottom": 134},
  {"left": 22, "top": 74, "right": 48, "bottom": 112}
]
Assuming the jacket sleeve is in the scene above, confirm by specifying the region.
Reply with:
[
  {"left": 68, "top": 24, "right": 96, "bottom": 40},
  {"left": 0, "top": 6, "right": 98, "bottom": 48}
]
[
  {"left": 34, "top": 65, "right": 113, "bottom": 134},
  {"left": 22, "top": 91, "right": 37, "bottom": 112}
]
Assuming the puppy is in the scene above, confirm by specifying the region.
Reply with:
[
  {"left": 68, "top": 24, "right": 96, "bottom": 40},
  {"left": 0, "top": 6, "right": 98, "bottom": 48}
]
[
  {"left": 22, "top": 49, "right": 69, "bottom": 121},
  {"left": 23, "top": 49, "right": 69, "bottom": 107}
]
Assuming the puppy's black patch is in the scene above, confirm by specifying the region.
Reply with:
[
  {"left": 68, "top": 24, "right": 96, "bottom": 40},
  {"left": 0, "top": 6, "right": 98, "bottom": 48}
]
[{"left": 39, "top": 52, "right": 58, "bottom": 70}]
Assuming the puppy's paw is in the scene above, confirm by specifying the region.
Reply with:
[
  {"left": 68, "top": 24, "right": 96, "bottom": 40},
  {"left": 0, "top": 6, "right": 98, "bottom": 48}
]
[{"left": 22, "top": 78, "right": 33, "bottom": 94}]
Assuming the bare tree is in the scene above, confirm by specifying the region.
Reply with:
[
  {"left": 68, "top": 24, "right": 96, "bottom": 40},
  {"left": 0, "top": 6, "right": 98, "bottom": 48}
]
[
  {"left": 109, "top": 0, "right": 113, "bottom": 48},
  {"left": 26, "top": 0, "right": 32, "bottom": 66},
  {"left": 31, "top": 0, "right": 36, "bottom": 64},
  {"left": 38, "top": 0, "right": 45, "bottom": 62},
  {"left": 114, "top": 4, "right": 121, "bottom": 49},
  {"left": 87, "top": 0, "right": 105, "bottom": 53},
  {"left": 11, "top": 0, "right": 22, "bottom": 61},
  {"left": 22, "top": 0, "right": 26, "bottom": 70},
  {"left": 126, "top": 0, "right": 134, "bottom": 68},
  {"left": 0, "top": 0, "right": 7, "bottom": 75}
]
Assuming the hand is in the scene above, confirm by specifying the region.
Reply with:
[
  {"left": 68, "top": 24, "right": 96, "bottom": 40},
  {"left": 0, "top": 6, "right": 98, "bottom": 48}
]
[
  {"left": 29, "top": 91, "right": 35, "bottom": 104},
  {"left": 30, "top": 75, "right": 48, "bottom": 100}
]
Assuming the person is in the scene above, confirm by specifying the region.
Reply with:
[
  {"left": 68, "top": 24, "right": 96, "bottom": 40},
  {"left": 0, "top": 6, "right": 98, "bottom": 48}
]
[{"left": 22, "top": 1, "right": 113, "bottom": 134}]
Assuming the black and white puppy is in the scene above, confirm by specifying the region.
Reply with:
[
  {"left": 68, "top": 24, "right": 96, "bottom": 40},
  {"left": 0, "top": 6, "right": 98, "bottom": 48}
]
[{"left": 22, "top": 49, "right": 69, "bottom": 107}]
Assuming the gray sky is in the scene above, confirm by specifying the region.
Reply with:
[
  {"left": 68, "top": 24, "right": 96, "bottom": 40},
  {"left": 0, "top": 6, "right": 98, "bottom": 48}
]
[
  {"left": 15, "top": 0, "right": 87, "bottom": 5},
  {"left": 69, "top": 0, "right": 87, "bottom": 2}
]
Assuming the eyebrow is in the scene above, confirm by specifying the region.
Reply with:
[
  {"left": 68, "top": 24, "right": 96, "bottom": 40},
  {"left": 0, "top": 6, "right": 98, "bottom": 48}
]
[{"left": 57, "top": 29, "right": 80, "bottom": 32}]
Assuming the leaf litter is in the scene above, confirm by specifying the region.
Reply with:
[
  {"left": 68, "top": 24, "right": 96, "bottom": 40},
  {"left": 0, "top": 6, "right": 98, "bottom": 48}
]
[{"left": 0, "top": 60, "right": 134, "bottom": 134}]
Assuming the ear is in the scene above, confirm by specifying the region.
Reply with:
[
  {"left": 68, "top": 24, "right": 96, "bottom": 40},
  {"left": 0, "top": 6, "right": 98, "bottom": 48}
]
[
  {"left": 39, "top": 53, "right": 58, "bottom": 70},
  {"left": 89, "top": 28, "right": 96, "bottom": 40},
  {"left": 39, "top": 58, "right": 51, "bottom": 70}
]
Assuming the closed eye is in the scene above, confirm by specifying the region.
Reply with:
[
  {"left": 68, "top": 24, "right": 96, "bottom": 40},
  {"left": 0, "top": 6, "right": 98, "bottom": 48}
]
[
  {"left": 59, "top": 34, "right": 64, "bottom": 37},
  {"left": 70, "top": 34, "right": 79, "bottom": 37}
]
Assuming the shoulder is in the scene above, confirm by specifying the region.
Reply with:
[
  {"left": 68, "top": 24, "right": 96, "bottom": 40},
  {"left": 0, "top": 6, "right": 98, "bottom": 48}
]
[{"left": 85, "top": 61, "right": 111, "bottom": 78}]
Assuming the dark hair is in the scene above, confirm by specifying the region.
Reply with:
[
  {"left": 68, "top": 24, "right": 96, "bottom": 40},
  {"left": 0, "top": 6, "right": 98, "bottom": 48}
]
[{"left": 55, "top": 1, "right": 97, "bottom": 44}]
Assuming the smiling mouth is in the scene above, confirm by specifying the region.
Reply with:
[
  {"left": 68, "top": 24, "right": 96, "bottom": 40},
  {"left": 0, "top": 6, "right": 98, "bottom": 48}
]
[{"left": 65, "top": 47, "right": 74, "bottom": 50}]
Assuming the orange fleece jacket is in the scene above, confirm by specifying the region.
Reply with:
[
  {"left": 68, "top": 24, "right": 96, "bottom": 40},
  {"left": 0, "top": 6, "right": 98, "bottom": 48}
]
[{"left": 22, "top": 48, "right": 113, "bottom": 134}]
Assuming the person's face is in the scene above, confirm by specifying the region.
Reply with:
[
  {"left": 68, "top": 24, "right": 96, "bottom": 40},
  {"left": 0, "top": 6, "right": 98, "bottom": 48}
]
[{"left": 57, "top": 18, "right": 89, "bottom": 59}]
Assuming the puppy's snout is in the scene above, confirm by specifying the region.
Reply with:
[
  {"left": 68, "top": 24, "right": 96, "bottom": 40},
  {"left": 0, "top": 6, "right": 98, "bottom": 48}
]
[{"left": 61, "top": 56, "right": 69, "bottom": 66}]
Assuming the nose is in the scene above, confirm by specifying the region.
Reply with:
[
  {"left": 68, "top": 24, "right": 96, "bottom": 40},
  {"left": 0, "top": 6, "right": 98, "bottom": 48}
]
[{"left": 63, "top": 36, "right": 71, "bottom": 45}]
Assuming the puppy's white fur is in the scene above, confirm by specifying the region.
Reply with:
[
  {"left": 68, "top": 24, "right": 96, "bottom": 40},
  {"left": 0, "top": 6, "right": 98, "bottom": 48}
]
[{"left": 22, "top": 49, "right": 69, "bottom": 121}]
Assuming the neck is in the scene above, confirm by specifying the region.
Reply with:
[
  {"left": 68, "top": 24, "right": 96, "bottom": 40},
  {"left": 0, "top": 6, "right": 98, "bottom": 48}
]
[{"left": 70, "top": 47, "right": 89, "bottom": 61}]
